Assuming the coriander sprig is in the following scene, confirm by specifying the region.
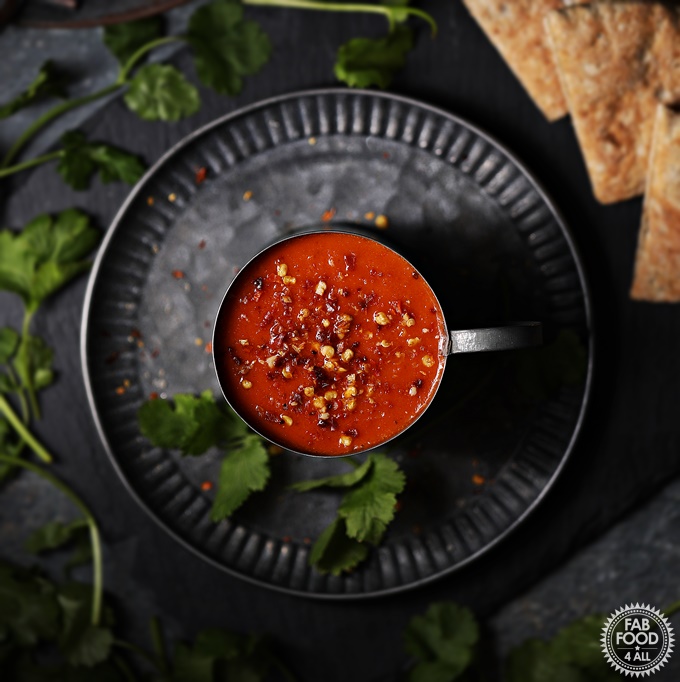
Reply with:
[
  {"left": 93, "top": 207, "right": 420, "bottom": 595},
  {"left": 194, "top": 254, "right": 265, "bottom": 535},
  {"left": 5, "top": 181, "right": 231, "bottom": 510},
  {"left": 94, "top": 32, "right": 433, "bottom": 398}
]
[
  {"left": 0, "top": 0, "right": 437, "bottom": 188},
  {"left": 138, "top": 391, "right": 271, "bottom": 520},
  {"left": 290, "top": 452, "right": 406, "bottom": 575}
]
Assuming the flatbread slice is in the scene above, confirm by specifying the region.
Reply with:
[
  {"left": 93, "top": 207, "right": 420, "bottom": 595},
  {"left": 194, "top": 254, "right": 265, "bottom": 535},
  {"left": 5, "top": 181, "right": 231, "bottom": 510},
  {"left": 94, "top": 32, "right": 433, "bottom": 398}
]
[
  {"left": 630, "top": 105, "right": 680, "bottom": 302},
  {"left": 462, "top": 0, "right": 568, "bottom": 121},
  {"left": 545, "top": 2, "right": 680, "bottom": 204}
]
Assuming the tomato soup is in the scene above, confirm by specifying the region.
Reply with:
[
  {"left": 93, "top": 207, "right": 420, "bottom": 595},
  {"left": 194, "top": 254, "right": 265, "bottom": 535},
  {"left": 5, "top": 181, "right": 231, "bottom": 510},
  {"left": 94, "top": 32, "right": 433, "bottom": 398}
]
[{"left": 214, "top": 232, "right": 446, "bottom": 456}]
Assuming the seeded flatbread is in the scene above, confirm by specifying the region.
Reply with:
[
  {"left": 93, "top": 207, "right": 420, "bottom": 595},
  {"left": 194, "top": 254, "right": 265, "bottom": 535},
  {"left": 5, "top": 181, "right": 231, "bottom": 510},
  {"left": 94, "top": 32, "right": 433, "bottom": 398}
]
[
  {"left": 462, "top": 0, "right": 568, "bottom": 121},
  {"left": 630, "top": 105, "right": 680, "bottom": 302},
  {"left": 545, "top": 2, "right": 680, "bottom": 204}
]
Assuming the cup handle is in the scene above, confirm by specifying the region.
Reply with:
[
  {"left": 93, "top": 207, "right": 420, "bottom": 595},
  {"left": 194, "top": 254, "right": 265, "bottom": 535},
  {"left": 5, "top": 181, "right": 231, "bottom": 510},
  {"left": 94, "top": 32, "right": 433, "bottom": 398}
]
[{"left": 446, "top": 322, "right": 542, "bottom": 355}]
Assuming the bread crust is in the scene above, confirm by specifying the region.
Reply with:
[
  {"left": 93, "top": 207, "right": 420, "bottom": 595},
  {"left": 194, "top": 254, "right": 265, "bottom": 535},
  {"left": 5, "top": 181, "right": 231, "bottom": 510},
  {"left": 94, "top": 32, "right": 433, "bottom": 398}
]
[
  {"left": 545, "top": 3, "right": 680, "bottom": 204},
  {"left": 631, "top": 105, "right": 680, "bottom": 302},
  {"left": 462, "top": 0, "right": 568, "bottom": 121}
]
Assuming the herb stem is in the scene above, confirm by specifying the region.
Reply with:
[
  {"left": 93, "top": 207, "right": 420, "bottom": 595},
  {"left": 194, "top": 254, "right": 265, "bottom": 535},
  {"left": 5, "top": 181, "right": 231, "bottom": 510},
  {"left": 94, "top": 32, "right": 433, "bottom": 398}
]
[
  {"left": 0, "top": 395, "right": 52, "bottom": 463},
  {"left": 242, "top": 0, "right": 437, "bottom": 35},
  {"left": 114, "top": 638, "right": 164, "bottom": 672},
  {"left": 0, "top": 150, "right": 65, "bottom": 179},
  {"left": 2, "top": 83, "right": 121, "bottom": 169},
  {"left": 117, "top": 36, "right": 185, "bottom": 84},
  {"left": 149, "top": 616, "right": 170, "bottom": 674},
  {"left": 0, "top": 455, "right": 103, "bottom": 625},
  {"left": 664, "top": 600, "right": 680, "bottom": 618},
  {"left": 20, "top": 310, "right": 41, "bottom": 422},
  {"left": 112, "top": 653, "right": 139, "bottom": 682},
  {"left": 6, "top": 365, "right": 29, "bottom": 423}
]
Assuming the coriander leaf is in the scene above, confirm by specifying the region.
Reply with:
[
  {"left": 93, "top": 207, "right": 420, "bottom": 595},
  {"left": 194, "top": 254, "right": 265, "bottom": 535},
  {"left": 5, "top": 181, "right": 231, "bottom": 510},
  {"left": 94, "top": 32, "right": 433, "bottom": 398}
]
[
  {"left": 404, "top": 603, "right": 479, "bottom": 681},
  {"left": 211, "top": 434, "right": 269, "bottom": 520},
  {"left": 506, "top": 615, "right": 617, "bottom": 682},
  {"left": 0, "top": 327, "right": 19, "bottom": 364},
  {"left": 124, "top": 63, "right": 200, "bottom": 121},
  {"left": 64, "top": 537, "right": 93, "bottom": 576},
  {"left": 171, "top": 629, "right": 272, "bottom": 682},
  {"left": 290, "top": 457, "right": 373, "bottom": 492},
  {"left": 409, "top": 660, "right": 466, "bottom": 682},
  {"left": 0, "top": 562, "right": 60, "bottom": 645},
  {"left": 57, "top": 131, "right": 145, "bottom": 191},
  {"left": 551, "top": 615, "right": 611, "bottom": 670},
  {"left": 0, "top": 209, "right": 99, "bottom": 311},
  {"left": 338, "top": 453, "right": 405, "bottom": 544},
  {"left": 172, "top": 642, "right": 214, "bottom": 682},
  {"left": 25, "top": 520, "right": 87, "bottom": 555},
  {"left": 186, "top": 0, "right": 271, "bottom": 96},
  {"left": 334, "top": 25, "right": 413, "bottom": 90},
  {"left": 138, "top": 390, "right": 236, "bottom": 456},
  {"left": 309, "top": 517, "right": 369, "bottom": 576},
  {"left": 104, "top": 17, "right": 163, "bottom": 65},
  {"left": 0, "top": 61, "right": 64, "bottom": 120},
  {"left": 516, "top": 330, "right": 588, "bottom": 401},
  {"left": 505, "top": 640, "right": 583, "bottom": 682},
  {"left": 57, "top": 583, "right": 114, "bottom": 667}
]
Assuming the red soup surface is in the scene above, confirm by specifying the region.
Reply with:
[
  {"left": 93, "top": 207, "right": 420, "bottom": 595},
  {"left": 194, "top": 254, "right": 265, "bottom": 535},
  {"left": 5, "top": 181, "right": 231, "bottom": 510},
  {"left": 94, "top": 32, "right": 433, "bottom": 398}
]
[{"left": 214, "top": 232, "right": 446, "bottom": 456}]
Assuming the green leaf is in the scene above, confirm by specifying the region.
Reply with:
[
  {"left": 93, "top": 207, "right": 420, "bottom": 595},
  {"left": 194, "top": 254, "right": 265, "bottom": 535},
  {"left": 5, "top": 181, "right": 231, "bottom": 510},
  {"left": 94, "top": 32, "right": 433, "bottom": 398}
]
[
  {"left": 171, "top": 629, "right": 273, "bottom": 682},
  {"left": 290, "top": 457, "right": 373, "bottom": 492},
  {"left": 211, "top": 434, "right": 269, "bottom": 520},
  {"left": 505, "top": 616, "right": 619, "bottom": 682},
  {"left": 516, "top": 330, "right": 588, "bottom": 401},
  {"left": 409, "top": 660, "right": 466, "bottom": 682},
  {"left": 25, "top": 520, "right": 87, "bottom": 555},
  {"left": 124, "top": 63, "right": 200, "bottom": 121},
  {"left": 0, "top": 327, "right": 19, "bottom": 364},
  {"left": 138, "top": 390, "right": 237, "bottom": 456},
  {"left": 551, "top": 615, "right": 610, "bottom": 670},
  {"left": 0, "top": 210, "right": 99, "bottom": 311},
  {"left": 404, "top": 603, "right": 479, "bottom": 681},
  {"left": 104, "top": 17, "right": 163, "bottom": 65},
  {"left": 0, "top": 61, "right": 64, "bottom": 119},
  {"left": 338, "top": 453, "right": 405, "bottom": 544},
  {"left": 0, "top": 562, "right": 60, "bottom": 645},
  {"left": 308, "top": 517, "right": 369, "bottom": 576},
  {"left": 506, "top": 640, "right": 583, "bottom": 682},
  {"left": 334, "top": 25, "right": 413, "bottom": 89},
  {"left": 57, "top": 131, "right": 146, "bottom": 191},
  {"left": 57, "top": 583, "right": 114, "bottom": 667},
  {"left": 186, "top": 0, "right": 271, "bottom": 96}
]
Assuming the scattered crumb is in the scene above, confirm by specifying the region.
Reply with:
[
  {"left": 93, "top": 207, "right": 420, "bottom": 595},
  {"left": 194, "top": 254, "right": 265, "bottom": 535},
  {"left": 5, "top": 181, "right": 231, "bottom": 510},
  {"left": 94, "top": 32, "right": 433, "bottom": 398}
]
[
  {"left": 243, "top": 190, "right": 253, "bottom": 201},
  {"left": 321, "top": 208, "right": 336, "bottom": 222},
  {"left": 375, "top": 214, "right": 389, "bottom": 229},
  {"left": 168, "top": 193, "right": 177, "bottom": 202}
]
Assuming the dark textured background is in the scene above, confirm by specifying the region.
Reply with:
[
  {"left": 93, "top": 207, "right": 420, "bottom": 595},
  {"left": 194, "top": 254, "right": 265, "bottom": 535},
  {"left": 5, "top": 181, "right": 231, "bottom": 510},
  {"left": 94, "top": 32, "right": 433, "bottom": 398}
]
[{"left": 1, "top": 1, "right": 680, "bottom": 679}]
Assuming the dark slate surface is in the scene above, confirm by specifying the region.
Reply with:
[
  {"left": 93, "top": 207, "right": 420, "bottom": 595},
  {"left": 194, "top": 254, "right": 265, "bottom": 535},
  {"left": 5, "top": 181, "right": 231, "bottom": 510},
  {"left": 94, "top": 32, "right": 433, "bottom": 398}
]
[{"left": 1, "top": 1, "right": 679, "bottom": 680}]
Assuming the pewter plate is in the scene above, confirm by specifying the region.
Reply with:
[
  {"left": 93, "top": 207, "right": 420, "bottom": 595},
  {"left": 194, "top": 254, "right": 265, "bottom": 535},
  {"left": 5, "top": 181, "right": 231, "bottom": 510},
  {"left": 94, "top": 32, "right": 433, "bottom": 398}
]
[{"left": 81, "top": 89, "right": 593, "bottom": 598}]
